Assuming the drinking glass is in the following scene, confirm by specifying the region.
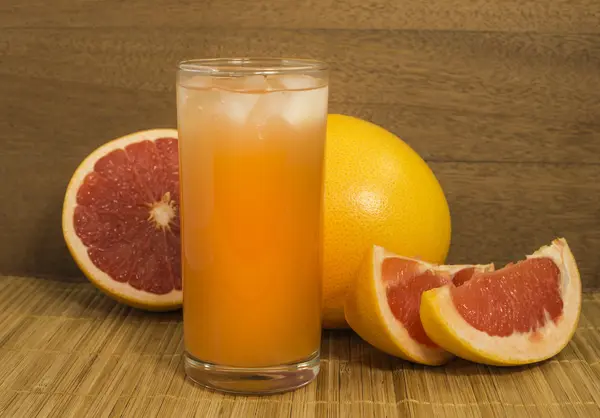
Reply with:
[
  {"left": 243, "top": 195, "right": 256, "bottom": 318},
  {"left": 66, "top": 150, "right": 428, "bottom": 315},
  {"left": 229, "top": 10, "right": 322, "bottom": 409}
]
[{"left": 176, "top": 58, "right": 329, "bottom": 394}]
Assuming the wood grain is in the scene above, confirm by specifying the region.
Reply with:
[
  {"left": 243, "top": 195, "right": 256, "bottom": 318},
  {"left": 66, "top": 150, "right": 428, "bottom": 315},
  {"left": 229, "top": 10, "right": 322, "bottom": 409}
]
[
  {"left": 1, "top": 0, "right": 599, "bottom": 32},
  {"left": 1, "top": 0, "right": 599, "bottom": 289},
  {"left": 2, "top": 28, "right": 599, "bottom": 162},
  {"left": 1, "top": 276, "right": 600, "bottom": 417},
  {"left": 2, "top": 74, "right": 599, "bottom": 284},
  {"left": 3, "top": 29, "right": 599, "bottom": 126},
  {"left": 439, "top": 162, "right": 600, "bottom": 286}
]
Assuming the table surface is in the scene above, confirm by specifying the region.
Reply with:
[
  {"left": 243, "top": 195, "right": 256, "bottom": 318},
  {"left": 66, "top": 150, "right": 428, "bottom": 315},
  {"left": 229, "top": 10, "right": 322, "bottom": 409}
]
[{"left": 1, "top": 276, "right": 600, "bottom": 417}]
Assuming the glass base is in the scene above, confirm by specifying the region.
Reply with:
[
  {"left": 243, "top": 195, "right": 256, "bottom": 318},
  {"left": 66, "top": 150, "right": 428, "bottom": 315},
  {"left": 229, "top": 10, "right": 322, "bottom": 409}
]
[{"left": 184, "top": 351, "right": 320, "bottom": 395}]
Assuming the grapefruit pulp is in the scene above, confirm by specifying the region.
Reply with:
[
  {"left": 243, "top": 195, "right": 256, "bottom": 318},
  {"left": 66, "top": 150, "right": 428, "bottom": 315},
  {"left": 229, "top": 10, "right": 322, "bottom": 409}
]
[
  {"left": 62, "top": 129, "right": 182, "bottom": 311},
  {"left": 420, "top": 238, "right": 581, "bottom": 366},
  {"left": 323, "top": 114, "right": 451, "bottom": 328},
  {"left": 344, "top": 245, "right": 494, "bottom": 365}
]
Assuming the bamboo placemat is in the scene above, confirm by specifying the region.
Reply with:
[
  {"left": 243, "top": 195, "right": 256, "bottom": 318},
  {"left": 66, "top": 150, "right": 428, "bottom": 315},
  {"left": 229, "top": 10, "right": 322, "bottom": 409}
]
[{"left": 1, "top": 276, "right": 599, "bottom": 417}]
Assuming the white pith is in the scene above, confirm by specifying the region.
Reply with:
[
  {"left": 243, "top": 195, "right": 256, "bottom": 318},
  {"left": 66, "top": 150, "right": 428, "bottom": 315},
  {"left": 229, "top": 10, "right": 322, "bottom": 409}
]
[
  {"left": 373, "top": 246, "right": 493, "bottom": 364},
  {"left": 62, "top": 129, "right": 182, "bottom": 306},
  {"left": 429, "top": 238, "right": 580, "bottom": 362},
  {"left": 149, "top": 192, "right": 177, "bottom": 229}
]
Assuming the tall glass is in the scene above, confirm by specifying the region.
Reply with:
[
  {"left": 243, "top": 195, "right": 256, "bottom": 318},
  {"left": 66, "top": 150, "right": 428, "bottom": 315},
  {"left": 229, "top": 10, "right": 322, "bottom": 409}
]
[{"left": 176, "top": 58, "right": 329, "bottom": 394}]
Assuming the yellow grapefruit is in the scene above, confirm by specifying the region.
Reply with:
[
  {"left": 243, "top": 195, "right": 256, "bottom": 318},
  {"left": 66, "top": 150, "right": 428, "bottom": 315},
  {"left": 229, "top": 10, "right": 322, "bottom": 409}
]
[
  {"left": 62, "top": 129, "right": 182, "bottom": 311},
  {"left": 344, "top": 245, "right": 493, "bottom": 365},
  {"left": 323, "top": 114, "right": 451, "bottom": 328},
  {"left": 420, "top": 238, "right": 581, "bottom": 366}
]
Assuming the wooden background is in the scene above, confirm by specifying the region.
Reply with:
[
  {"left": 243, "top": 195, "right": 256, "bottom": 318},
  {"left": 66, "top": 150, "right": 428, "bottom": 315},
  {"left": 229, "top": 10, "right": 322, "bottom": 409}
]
[{"left": 1, "top": 1, "right": 599, "bottom": 287}]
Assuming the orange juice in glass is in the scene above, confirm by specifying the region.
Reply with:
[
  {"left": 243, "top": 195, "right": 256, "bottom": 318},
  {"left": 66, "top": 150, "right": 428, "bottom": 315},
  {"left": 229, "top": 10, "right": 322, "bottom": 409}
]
[{"left": 176, "top": 58, "right": 328, "bottom": 394}]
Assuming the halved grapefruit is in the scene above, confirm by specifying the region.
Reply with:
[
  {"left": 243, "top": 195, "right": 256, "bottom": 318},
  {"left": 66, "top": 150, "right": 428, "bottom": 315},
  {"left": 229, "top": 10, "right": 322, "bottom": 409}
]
[
  {"left": 420, "top": 238, "right": 581, "bottom": 366},
  {"left": 344, "top": 245, "right": 494, "bottom": 365},
  {"left": 62, "top": 129, "right": 182, "bottom": 311}
]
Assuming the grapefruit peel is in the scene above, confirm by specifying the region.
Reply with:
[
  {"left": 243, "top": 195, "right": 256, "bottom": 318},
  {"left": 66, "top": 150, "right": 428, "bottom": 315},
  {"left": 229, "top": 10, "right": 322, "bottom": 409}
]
[{"left": 420, "top": 238, "right": 581, "bottom": 366}]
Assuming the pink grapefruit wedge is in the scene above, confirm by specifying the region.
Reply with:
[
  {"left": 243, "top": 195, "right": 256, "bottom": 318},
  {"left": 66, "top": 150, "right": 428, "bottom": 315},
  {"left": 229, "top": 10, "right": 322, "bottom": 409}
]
[
  {"left": 62, "top": 129, "right": 182, "bottom": 311},
  {"left": 344, "top": 245, "right": 494, "bottom": 365},
  {"left": 420, "top": 238, "right": 581, "bottom": 366}
]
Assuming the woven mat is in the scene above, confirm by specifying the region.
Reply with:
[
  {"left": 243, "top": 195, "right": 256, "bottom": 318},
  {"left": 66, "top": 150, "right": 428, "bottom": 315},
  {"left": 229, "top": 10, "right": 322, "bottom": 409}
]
[{"left": 1, "top": 276, "right": 600, "bottom": 418}]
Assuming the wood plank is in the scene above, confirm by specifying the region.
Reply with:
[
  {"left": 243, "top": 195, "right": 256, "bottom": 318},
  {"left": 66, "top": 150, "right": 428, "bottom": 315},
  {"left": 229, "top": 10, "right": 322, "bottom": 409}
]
[
  {"left": 1, "top": 77, "right": 597, "bottom": 166},
  {"left": 1, "top": 0, "right": 599, "bottom": 33},
  {"left": 0, "top": 77, "right": 175, "bottom": 280},
  {"left": 1, "top": 27, "right": 599, "bottom": 284},
  {"left": 440, "top": 161, "right": 600, "bottom": 288},
  {"left": 2, "top": 28, "right": 599, "bottom": 155},
  {"left": 1, "top": 74, "right": 599, "bottom": 285},
  {"left": 334, "top": 103, "right": 600, "bottom": 164}
]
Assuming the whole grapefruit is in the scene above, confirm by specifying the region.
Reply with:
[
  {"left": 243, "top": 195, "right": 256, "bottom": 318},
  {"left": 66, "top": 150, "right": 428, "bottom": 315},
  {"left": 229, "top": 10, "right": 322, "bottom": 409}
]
[{"left": 322, "top": 114, "right": 451, "bottom": 328}]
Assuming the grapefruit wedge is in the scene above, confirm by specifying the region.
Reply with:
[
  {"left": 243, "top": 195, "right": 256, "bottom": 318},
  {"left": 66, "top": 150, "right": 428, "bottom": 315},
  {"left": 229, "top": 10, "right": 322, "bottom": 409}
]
[
  {"left": 344, "top": 245, "right": 494, "bottom": 365},
  {"left": 62, "top": 129, "right": 182, "bottom": 311},
  {"left": 420, "top": 238, "right": 581, "bottom": 366}
]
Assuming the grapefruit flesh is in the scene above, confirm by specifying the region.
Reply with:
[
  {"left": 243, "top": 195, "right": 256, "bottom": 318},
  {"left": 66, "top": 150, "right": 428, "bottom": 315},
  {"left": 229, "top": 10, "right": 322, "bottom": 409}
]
[
  {"left": 384, "top": 258, "right": 478, "bottom": 347},
  {"left": 344, "top": 245, "right": 493, "bottom": 365},
  {"left": 451, "top": 258, "right": 562, "bottom": 337},
  {"left": 63, "top": 129, "right": 182, "bottom": 310},
  {"left": 420, "top": 238, "right": 581, "bottom": 366},
  {"left": 323, "top": 114, "right": 451, "bottom": 328}
]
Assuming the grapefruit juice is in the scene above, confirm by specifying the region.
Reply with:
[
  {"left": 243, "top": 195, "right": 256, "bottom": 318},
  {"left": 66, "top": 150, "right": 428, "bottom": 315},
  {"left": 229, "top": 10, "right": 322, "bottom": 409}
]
[{"left": 176, "top": 59, "right": 329, "bottom": 393}]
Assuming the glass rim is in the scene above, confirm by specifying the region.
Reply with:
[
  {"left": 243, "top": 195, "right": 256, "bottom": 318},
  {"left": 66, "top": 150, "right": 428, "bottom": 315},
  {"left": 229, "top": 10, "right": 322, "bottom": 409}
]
[{"left": 177, "top": 57, "right": 329, "bottom": 76}]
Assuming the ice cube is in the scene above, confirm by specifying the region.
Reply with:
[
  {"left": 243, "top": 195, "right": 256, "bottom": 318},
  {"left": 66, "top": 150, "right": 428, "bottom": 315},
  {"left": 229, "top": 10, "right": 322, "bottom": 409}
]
[
  {"left": 195, "top": 89, "right": 220, "bottom": 112},
  {"left": 179, "top": 75, "right": 213, "bottom": 90},
  {"left": 177, "top": 76, "right": 215, "bottom": 115},
  {"left": 244, "top": 75, "right": 269, "bottom": 92},
  {"left": 265, "top": 75, "right": 286, "bottom": 91},
  {"left": 176, "top": 85, "right": 189, "bottom": 108},
  {"left": 177, "top": 88, "right": 220, "bottom": 135},
  {"left": 280, "top": 86, "right": 328, "bottom": 126},
  {"left": 250, "top": 91, "right": 287, "bottom": 128},
  {"left": 218, "top": 91, "right": 260, "bottom": 125},
  {"left": 271, "top": 74, "right": 318, "bottom": 91},
  {"left": 213, "top": 76, "right": 245, "bottom": 92}
]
